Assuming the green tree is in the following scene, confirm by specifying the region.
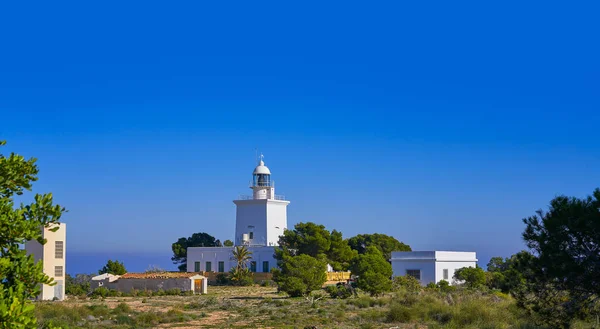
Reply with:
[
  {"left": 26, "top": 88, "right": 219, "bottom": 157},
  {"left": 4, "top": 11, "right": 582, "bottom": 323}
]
[
  {"left": 517, "top": 188, "right": 600, "bottom": 328},
  {"left": 229, "top": 246, "right": 253, "bottom": 286},
  {"left": 484, "top": 252, "right": 529, "bottom": 293},
  {"left": 0, "top": 140, "right": 66, "bottom": 328},
  {"left": 223, "top": 239, "right": 234, "bottom": 247},
  {"left": 276, "top": 222, "right": 355, "bottom": 271},
  {"left": 349, "top": 246, "right": 392, "bottom": 296},
  {"left": 277, "top": 222, "right": 331, "bottom": 258},
  {"left": 171, "top": 232, "right": 222, "bottom": 271},
  {"left": 272, "top": 254, "right": 327, "bottom": 297},
  {"left": 99, "top": 259, "right": 127, "bottom": 275},
  {"left": 453, "top": 266, "right": 485, "bottom": 288},
  {"left": 486, "top": 256, "right": 506, "bottom": 272},
  {"left": 347, "top": 233, "right": 411, "bottom": 261},
  {"left": 65, "top": 274, "right": 91, "bottom": 296},
  {"left": 326, "top": 230, "right": 356, "bottom": 270}
]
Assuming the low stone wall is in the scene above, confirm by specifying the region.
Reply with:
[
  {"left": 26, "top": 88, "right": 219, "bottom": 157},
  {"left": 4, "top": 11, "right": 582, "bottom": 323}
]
[
  {"left": 198, "top": 271, "right": 273, "bottom": 284},
  {"left": 106, "top": 278, "right": 192, "bottom": 293},
  {"left": 196, "top": 271, "right": 351, "bottom": 284}
]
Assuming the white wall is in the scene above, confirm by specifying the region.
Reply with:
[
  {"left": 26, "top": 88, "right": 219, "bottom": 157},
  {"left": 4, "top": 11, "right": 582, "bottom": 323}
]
[
  {"left": 391, "top": 260, "right": 436, "bottom": 285},
  {"left": 233, "top": 199, "right": 289, "bottom": 247},
  {"left": 187, "top": 246, "right": 278, "bottom": 273},
  {"left": 435, "top": 261, "right": 477, "bottom": 284},
  {"left": 266, "top": 200, "right": 288, "bottom": 246},
  {"left": 391, "top": 251, "right": 478, "bottom": 286},
  {"left": 234, "top": 200, "right": 268, "bottom": 246}
]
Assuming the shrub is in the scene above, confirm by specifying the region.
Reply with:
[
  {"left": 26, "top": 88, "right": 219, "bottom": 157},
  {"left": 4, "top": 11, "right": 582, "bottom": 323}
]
[
  {"left": 392, "top": 275, "right": 422, "bottom": 294},
  {"left": 386, "top": 304, "right": 414, "bottom": 323},
  {"left": 90, "top": 287, "right": 109, "bottom": 298},
  {"left": 115, "top": 314, "right": 134, "bottom": 325},
  {"left": 113, "top": 302, "right": 132, "bottom": 314},
  {"left": 136, "top": 312, "right": 160, "bottom": 327},
  {"left": 426, "top": 282, "right": 438, "bottom": 290},
  {"left": 326, "top": 284, "right": 353, "bottom": 299},
  {"left": 260, "top": 280, "right": 275, "bottom": 287},
  {"left": 216, "top": 273, "right": 230, "bottom": 285},
  {"left": 346, "top": 296, "right": 388, "bottom": 308},
  {"left": 437, "top": 280, "right": 456, "bottom": 293}
]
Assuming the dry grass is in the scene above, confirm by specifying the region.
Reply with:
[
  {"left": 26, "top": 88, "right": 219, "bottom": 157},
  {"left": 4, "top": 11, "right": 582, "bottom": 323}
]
[{"left": 36, "top": 286, "right": 595, "bottom": 329}]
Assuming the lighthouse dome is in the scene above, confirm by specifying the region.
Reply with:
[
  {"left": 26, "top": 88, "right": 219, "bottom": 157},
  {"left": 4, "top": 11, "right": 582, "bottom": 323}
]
[{"left": 253, "top": 160, "right": 271, "bottom": 175}]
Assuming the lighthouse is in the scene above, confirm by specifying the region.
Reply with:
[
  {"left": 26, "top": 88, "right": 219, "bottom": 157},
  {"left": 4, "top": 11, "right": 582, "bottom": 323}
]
[
  {"left": 233, "top": 155, "right": 290, "bottom": 246},
  {"left": 186, "top": 154, "right": 290, "bottom": 274}
]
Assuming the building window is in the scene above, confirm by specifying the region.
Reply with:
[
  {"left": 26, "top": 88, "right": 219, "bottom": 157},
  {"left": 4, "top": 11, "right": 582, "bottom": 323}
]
[
  {"left": 218, "top": 261, "right": 225, "bottom": 273},
  {"left": 443, "top": 269, "right": 449, "bottom": 280},
  {"left": 406, "top": 269, "right": 421, "bottom": 280},
  {"left": 250, "top": 261, "right": 257, "bottom": 273},
  {"left": 55, "top": 266, "right": 63, "bottom": 277},
  {"left": 262, "top": 261, "right": 269, "bottom": 273},
  {"left": 206, "top": 261, "right": 212, "bottom": 272},
  {"left": 194, "top": 262, "right": 200, "bottom": 272},
  {"left": 249, "top": 232, "right": 254, "bottom": 239},
  {"left": 55, "top": 241, "right": 64, "bottom": 259}
]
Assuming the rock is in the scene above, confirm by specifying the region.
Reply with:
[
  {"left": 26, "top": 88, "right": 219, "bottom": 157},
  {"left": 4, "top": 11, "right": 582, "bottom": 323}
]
[
  {"left": 86, "top": 315, "right": 97, "bottom": 321},
  {"left": 100, "top": 320, "right": 114, "bottom": 325}
]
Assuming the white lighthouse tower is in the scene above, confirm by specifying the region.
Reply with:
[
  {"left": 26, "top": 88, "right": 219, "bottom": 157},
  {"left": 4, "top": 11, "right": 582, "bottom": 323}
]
[{"left": 233, "top": 155, "right": 290, "bottom": 246}]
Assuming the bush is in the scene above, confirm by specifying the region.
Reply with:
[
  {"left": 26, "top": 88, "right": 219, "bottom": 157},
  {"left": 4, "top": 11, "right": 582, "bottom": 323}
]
[
  {"left": 216, "top": 273, "right": 230, "bottom": 285},
  {"left": 260, "top": 280, "right": 275, "bottom": 287},
  {"left": 90, "top": 287, "right": 109, "bottom": 298},
  {"left": 113, "top": 302, "right": 132, "bottom": 314},
  {"left": 386, "top": 304, "right": 414, "bottom": 323},
  {"left": 437, "top": 280, "right": 456, "bottom": 293},
  {"left": 346, "top": 296, "right": 388, "bottom": 308},
  {"left": 325, "top": 284, "right": 353, "bottom": 299},
  {"left": 392, "top": 275, "right": 422, "bottom": 294}
]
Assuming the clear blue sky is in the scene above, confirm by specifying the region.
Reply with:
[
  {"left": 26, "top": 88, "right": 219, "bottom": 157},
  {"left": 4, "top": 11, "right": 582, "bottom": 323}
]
[{"left": 1, "top": 1, "right": 599, "bottom": 272}]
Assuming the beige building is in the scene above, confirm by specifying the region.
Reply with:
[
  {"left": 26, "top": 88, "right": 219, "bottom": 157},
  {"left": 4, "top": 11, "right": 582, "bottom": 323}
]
[{"left": 25, "top": 223, "right": 66, "bottom": 300}]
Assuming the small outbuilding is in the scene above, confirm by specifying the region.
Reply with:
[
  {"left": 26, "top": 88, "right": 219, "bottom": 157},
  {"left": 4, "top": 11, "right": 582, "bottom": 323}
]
[
  {"left": 94, "top": 272, "right": 208, "bottom": 294},
  {"left": 390, "top": 251, "right": 477, "bottom": 286},
  {"left": 91, "top": 273, "right": 120, "bottom": 289}
]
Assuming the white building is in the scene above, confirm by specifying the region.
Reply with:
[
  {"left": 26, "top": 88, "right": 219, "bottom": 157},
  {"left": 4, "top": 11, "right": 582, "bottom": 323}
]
[
  {"left": 390, "top": 251, "right": 477, "bottom": 286},
  {"left": 25, "top": 223, "right": 67, "bottom": 300},
  {"left": 187, "top": 155, "right": 289, "bottom": 274}
]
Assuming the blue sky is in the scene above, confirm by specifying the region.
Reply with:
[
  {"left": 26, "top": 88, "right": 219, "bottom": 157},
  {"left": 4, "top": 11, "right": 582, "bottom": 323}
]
[{"left": 1, "top": 1, "right": 599, "bottom": 272}]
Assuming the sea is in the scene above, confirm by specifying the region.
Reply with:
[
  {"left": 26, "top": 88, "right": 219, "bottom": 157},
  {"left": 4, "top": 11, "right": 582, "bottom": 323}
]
[{"left": 66, "top": 251, "right": 178, "bottom": 275}]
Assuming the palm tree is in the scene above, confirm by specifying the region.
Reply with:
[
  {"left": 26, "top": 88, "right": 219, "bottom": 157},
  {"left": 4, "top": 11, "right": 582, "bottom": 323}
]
[{"left": 231, "top": 245, "right": 253, "bottom": 271}]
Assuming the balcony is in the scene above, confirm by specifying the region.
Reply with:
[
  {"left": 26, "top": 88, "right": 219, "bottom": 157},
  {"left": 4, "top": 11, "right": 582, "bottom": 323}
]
[{"left": 238, "top": 195, "right": 286, "bottom": 201}]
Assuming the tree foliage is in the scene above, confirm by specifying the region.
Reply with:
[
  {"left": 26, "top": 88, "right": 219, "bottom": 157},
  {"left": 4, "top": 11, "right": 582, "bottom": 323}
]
[
  {"left": 0, "top": 140, "right": 66, "bottom": 328},
  {"left": 276, "top": 222, "right": 356, "bottom": 271},
  {"left": 453, "top": 266, "right": 485, "bottom": 288},
  {"left": 484, "top": 252, "right": 528, "bottom": 293},
  {"left": 273, "top": 254, "right": 327, "bottom": 297},
  {"left": 347, "top": 233, "right": 411, "bottom": 261},
  {"left": 171, "top": 232, "right": 222, "bottom": 272},
  {"left": 349, "top": 246, "right": 392, "bottom": 296},
  {"left": 98, "top": 259, "right": 127, "bottom": 275},
  {"left": 516, "top": 188, "right": 600, "bottom": 328},
  {"left": 65, "top": 274, "right": 91, "bottom": 296},
  {"left": 223, "top": 239, "right": 234, "bottom": 247}
]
